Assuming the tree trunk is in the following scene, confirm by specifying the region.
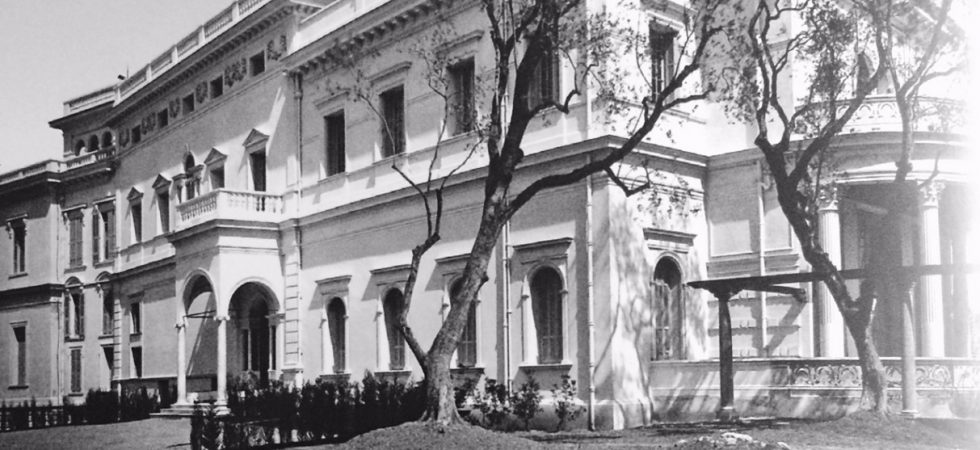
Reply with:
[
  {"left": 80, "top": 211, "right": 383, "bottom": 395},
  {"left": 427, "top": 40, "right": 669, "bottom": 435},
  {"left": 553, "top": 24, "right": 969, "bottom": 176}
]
[
  {"left": 420, "top": 351, "right": 462, "bottom": 424},
  {"left": 844, "top": 310, "right": 888, "bottom": 413}
]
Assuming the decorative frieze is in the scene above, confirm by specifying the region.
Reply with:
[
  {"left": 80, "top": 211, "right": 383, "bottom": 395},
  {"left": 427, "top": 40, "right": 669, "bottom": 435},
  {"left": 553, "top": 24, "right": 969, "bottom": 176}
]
[
  {"left": 195, "top": 81, "right": 209, "bottom": 104},
  {"left": 267, "top": 35, "right": 287, "bottom": 61},
  {"left": 225, "top": 58, "right": 247, "bottom": 88}
]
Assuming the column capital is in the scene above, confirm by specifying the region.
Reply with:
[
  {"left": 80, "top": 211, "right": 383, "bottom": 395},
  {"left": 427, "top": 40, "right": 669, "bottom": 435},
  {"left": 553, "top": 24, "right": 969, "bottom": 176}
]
[
  {"left": 817, "top": 184, "right": 840, "bottom": 211},
  {"left": 266, "top": 312, "right": 286, "bottom": 326},
  {"left": 175, "top": 317, "right": 187, "bottom": 329},
  {"left": 214, "top": 314, "right": 230, "bottom": 322},
  {"left": 919, "top": 181, "right": 945, "bottom": 207}
]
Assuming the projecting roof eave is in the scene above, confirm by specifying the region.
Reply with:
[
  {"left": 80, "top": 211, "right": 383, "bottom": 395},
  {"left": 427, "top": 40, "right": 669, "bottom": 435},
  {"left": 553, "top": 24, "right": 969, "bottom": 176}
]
[{"left": 49, "top": 101, "right": 114, "bottom": 130}]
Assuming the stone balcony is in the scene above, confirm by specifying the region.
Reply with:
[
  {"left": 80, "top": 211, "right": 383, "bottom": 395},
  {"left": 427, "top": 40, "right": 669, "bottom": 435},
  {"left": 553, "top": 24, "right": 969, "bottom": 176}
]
[{"left": 175, "top": 189, "right": 284, "bottom": 232}]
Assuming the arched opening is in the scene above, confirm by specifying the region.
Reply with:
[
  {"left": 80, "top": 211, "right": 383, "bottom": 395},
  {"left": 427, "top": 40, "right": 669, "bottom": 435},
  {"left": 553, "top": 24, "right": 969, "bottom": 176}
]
[
  {"left": 184, "top": 276, "right": 218, "bottom": 395},
  {"left": 326, "top": 298, "right": 346, "bottom": 373},
  {"left": 229, "top": 282, "right": 277, "bottom": 386},
  {"left": 653, "top": 257, "right": 684, "bottom": 360},
  {"left": 101, "top": 131, "right": 114, "bottom": 148},
  {"left": 88, "top": 135, "right": 100, "bottom": 152},
  {"left": 383, "top": 288, "right": 406, "bottom": 370},
  {"left": 531, "top": 267, "right": 563, "bottom": 364},
  {"left": 450, "top": 279, "right": 478, "bottom": 367},
  {"left": 73, "top": 140, "right": 86, "bottom": 156}
]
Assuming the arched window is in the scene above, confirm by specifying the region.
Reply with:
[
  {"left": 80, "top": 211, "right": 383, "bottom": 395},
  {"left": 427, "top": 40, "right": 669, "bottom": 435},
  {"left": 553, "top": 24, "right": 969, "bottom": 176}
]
[
  {"left": 101, "top": 132, "right": 114, "bottom": 148},
  {"left": 64, "top": 278, "right": 85, "bottom": 340},
  {"left": 183, "top": 154, "right": 199, "bottom": 201},
  {"left": 531, "top": 267, "right": 563, "bottom": 364},
  {"left": 74, "top": 140, "right": 86, "bottom": 156},
  {"left": 383, "top": 289, "right": 406, "bottom": 370},
  {"left": 450, "top": 279, "right": 477, "bottom": 368},
  {"left": 88, "top": 136, "right": 100, "bottom": 152},
  {"left": 653, "top": 258, "right": 683, "bottom": 360},
  {"left": 327, "top": 297, "right": 346, "bottom": 373}
]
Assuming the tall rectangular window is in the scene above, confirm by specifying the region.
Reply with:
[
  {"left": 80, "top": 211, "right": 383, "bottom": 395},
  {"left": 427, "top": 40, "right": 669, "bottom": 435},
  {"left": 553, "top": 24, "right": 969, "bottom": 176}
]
[
  {"left": 131, "top": 202, "right": 142, "bottom": 244},
  {"left": 11, "top": 219, "right": 26, "bottom": 274},
  {"left": 383, "top": 290, "right": 406, "bottom": 370},
  {"left": 91, "top": 209, "right": 100, "bottom": 264},
  {"left": 157, "top": 109, "right": 169, "bottom": 129},
  {"left": 158, "top": 192, "right": 171, "bottom": 234},
  {"left": 528, "top": 49, "right": 559, "bottom": 108},
  {"left": 70, "top": 348, "right": 82, "bottom": 393},
  {"left": 92, "top": 206, "right": 115, "bottom": 263},
  {"left": 449, "top": 59, "right": 476, "bottom": 135},
  {"left": 131, "top": 347, "right": 142, "bottom": 379},
  {"left": 65, "top": 290, "right": 85, "bottom": 339},
  {"left": 13, "top": 325, "right": 26, "bottom": 386},
  {"left": 324, "top": 112, "right": 346, "bottom": 176},
  {"left": 327, "top": 298, "right": 347, "bottom": 373},
  {"left": 130, "top": 302, "right": 142, "bottom": 335},
  {"left": 650, "top": 26, "right": 676, "bottom": 100},
  {"left": 380, "top": 86, "right": 405, "bottom": 157},
  {"left": 250, "top": 152, "right": 267, "bottom": 192},
  {"left": 102, "top": 208, "right": 115, "bottom": 260},
  {"left": 102, "top": 293, "right": 113, "bottom": 336},
  {"left": 68, "top": 213, "right": 83, "bottom": 268}
]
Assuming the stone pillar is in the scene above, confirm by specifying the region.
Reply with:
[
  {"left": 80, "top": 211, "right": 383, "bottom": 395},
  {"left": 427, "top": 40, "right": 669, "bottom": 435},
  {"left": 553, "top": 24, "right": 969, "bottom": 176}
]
[
  {"left": 900, "top": 279, "right": 918, "bottom": 417},
  {"left": 521, "top": 293, "right": 538, "bottom": 365},
  {"left": 176, "top": 317, "right": 188, "bottom": 405},
  {"left": 918, "top": 181, "right": 945, "bottom": 357},
  {"left": 817, "top": 185, "right": 846, "bottom": 356},
  {"left": 216, "top": 315, "right": 228, "bottom": 405},
  {"left": 269, "top": 313, "right": 285, "bottom": 381},
  {"left": 321, "top": 310, "right": 331, "bottom": 375}
]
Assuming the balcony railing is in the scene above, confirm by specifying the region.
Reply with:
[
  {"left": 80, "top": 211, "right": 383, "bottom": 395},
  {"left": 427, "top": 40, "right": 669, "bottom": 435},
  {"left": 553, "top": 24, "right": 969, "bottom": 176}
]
[
  {"left": 0, "top": 160, "right": 62, "bottom": 186},
  {"left": 64, "top": 147, "right": 116, "bottom": 170},
  {"left": 175, "top": 189, "right": 283, "bottom": 231},
  {"left": 833, "top": 95, "right": 963, "bottom": 134}
]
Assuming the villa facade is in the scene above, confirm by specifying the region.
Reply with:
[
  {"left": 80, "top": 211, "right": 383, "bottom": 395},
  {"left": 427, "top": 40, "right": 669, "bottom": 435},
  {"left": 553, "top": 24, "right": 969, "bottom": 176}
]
[{"left": 0, "top": 0, "right": 976, "bottom": 429}]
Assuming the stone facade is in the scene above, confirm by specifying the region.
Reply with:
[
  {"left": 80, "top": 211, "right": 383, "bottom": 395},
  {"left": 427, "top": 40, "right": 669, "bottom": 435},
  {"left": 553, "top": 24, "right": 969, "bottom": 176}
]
[{"left": 0, "top": 0, "right": 974, "bottom": 428}]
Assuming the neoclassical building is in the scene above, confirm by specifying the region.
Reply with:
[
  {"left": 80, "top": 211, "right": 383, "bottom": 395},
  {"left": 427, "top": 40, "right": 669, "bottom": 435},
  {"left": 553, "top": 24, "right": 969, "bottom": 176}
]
[{"left": 0, "top": 0, "right": 975, "bottom": 429}]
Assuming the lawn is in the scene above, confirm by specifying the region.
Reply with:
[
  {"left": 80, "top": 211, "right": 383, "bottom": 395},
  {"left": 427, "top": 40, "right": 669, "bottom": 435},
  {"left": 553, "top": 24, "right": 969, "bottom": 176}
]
[
  {"left": 0, "top": 417, "right": 190, "bottom": 449},
  {"left": 1, "top": 414, "right": 976, "bottom": 449}
]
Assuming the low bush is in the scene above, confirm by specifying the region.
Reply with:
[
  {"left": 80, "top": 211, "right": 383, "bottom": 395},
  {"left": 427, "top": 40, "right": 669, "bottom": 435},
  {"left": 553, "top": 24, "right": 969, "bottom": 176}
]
[{"left": 510, "top": 377, "right": 543, "bottom": 431}]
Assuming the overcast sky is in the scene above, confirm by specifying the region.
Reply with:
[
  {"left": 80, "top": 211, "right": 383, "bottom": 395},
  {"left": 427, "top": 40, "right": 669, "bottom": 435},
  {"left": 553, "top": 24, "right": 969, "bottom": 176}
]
[{"left": 0, "top": 0, "right": 231, "bottom": 172}]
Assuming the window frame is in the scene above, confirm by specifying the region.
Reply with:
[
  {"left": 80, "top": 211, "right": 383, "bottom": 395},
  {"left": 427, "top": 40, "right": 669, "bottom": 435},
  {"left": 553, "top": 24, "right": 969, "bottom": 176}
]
[
  {"left": 70, "top": 347, "right": 83, "bottom": 393},
  {"left": 649, "top": 24, "right": 677, "bottom": 101},
  {"left": 67, "top": 211, "right": 85, "bottom": 269},
  {"left": 326, "top": 297, "right": 347, "bottom": 374},
  {"left": 210, "top": 75, "right": 224, "bottom": 99},
  {"left": 182, "top": 94, "right": 195, "bottom": 116},
  {"left": 449, "top": 278, "right": 478, "bottom": 368},
  {"left": 12, "top": 323, "right": 27, "bottom": 387},
  {"left": 8, "top": 218, "right": 26, "bottom": 275},
  {"left": 448, "top": 58, "right": 476, "bottom": 135},
  {"left": 527, "top": 47, "right": 560, "bottom": 109},
  {"left": 382, "top": 288, "right": 407, "bottom": 371},
  {"left": 157, "top": 108, "right": 169, "bottom": 129},
  {"left": 324, "top": 111, "right": 346, "bottom": 176},
  {"left": 130, "top": 301, "right": 142, "bottom": 336},
  {"left": 249, "top": 51, "right": 266, "bottom": 76},
  {"left": 530, "top": 266, "right": 564, "bottom": 365},
  {"left": 379, "top": 85, "right": 406, "bottom": 158},
  {"left": 64, "top": 284, "right": 85, "bottom": 340},
  {"left": 92, "top": 201, "right": 116, "bottom": 264},
  {"left": 514, "top": 238, "right": 572, "bottom": 367}
]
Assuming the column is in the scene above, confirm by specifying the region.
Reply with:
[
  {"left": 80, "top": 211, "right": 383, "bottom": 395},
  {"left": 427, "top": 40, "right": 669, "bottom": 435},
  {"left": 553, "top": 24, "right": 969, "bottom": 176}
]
[
  {"left": 521, "top": 293, "right": 538, "bottom": 365},
  {"left": 918, "top": 181, "right": 945, "bottom": 357},
  {"left": 176, "top": 318, "right": 188, "bottom": 405},
  {"left": 216, "top": 315, "right": 228, "bottom": 405},
  {"left": 900, "top": 279, "right": 918, "bottom": 417},
  {"left": 268, "top": 313, "right": 285, "bottom": 382},
  {"left": 714, "top": 289, "right": 737, "bottom": 422},
  {"left": 817, "top": 185, "right": 845, "bottom": 356},
  {"left": 321, "top": 310, "right": 332, "bottom": 375}
]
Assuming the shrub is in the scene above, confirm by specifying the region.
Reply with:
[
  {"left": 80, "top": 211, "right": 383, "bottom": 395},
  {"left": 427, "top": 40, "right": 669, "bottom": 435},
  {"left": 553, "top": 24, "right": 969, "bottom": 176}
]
[
  {"left": 551, "top": 375, "right": 585, "bottom": 431},
  {"left": 472, "top": 378, "right": 511, "bottom": 429},
  {"left": 85, "top": 389, "right": 119, "bottom": 424},
  {"left": 510, "top": 377, "right": 542, "bottom": 431},
  {"left": 200, "top": 403, "right": 222, "bottom": 450}
]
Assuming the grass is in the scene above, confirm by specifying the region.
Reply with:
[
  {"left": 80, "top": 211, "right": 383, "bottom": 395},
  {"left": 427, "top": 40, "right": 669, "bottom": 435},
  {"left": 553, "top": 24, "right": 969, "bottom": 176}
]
[{"left": 1, "top": 413, "right": 976, "bottom": 449}]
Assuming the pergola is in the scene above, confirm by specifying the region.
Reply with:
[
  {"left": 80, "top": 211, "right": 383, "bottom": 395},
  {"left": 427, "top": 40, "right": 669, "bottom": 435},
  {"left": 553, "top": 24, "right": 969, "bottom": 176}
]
[{"left": 688, "top": 263, "right": 975, "bottom": 421}]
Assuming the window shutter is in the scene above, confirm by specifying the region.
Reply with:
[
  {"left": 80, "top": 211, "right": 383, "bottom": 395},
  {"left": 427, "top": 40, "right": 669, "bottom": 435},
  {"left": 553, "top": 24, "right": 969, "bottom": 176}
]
[
  {"left": 78, "top": 293, "right": 85, "bottom": 339},
  {"left": 92, "top": 209, "right": 101, "bottom": 262}
]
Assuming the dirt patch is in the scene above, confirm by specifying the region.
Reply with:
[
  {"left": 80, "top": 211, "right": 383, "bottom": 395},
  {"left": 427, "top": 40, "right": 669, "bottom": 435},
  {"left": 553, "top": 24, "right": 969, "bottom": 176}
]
[{"left": 334, "top": 422, "right": 545, "bottom": 449}]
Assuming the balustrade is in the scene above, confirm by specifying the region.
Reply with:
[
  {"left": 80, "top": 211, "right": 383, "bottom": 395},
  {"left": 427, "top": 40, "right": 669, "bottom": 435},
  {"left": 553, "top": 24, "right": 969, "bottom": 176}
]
[{"left": 176, "top": 189, "right": 283, "bottom": 231}]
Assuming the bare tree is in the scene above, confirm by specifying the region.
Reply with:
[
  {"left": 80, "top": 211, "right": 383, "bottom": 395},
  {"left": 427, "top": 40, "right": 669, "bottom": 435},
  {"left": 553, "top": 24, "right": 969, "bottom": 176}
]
[{"left": 732, "top": 0, "right": 962, "bottom": 413}]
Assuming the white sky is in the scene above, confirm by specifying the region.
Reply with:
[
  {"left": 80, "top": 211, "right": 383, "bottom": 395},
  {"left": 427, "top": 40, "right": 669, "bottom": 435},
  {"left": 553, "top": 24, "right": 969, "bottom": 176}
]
[{"left": 0, "top": 0, "right": 232, "bottom": 172}]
